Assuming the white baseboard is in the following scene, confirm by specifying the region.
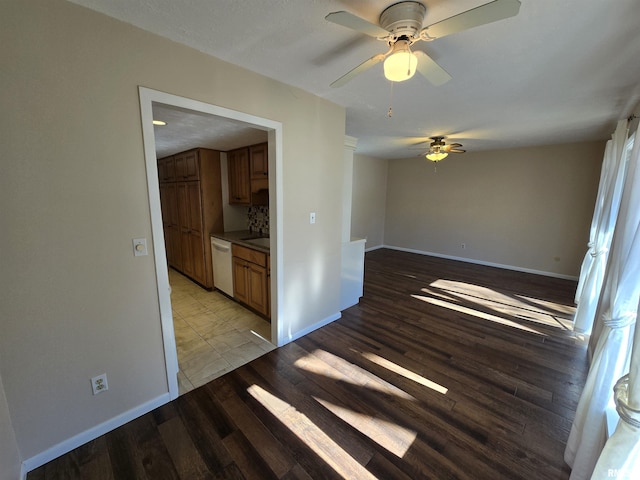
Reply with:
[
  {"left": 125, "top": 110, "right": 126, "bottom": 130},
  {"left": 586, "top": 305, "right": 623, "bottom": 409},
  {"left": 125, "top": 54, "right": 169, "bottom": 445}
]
[
  {"left": 21, "top": 392, "right": 171, "bottom": 474},
  {"left": 382, "top": 245, "right": 579, "bottom": 281},
  {"left": 364, "top": 244, "right": 385, "bottom": 253},
  {"left": 282, "top": 312, "right": 342, "bottom": 344}
]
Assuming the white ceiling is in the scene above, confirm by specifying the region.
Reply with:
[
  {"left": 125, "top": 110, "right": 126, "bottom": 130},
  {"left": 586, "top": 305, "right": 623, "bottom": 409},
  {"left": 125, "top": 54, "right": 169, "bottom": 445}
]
[
  {"left": 70, "top": 0, "right": 640, "bottom": 159},
  {"left": 152, "top": 104, "right": 268, "bottom": 158}
]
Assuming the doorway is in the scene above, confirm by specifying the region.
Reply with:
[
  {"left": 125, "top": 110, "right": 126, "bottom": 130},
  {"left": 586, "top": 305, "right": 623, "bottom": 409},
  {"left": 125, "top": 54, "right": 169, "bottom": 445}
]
[{"left": 139, "top": 87, "right": 283, "bottom": 399}]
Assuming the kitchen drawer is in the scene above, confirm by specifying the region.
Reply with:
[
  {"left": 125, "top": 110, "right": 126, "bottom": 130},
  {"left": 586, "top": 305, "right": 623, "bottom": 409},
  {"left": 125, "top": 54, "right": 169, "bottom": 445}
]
[{"left": 232, "top": 244, "right": 267, "bottom": 267}]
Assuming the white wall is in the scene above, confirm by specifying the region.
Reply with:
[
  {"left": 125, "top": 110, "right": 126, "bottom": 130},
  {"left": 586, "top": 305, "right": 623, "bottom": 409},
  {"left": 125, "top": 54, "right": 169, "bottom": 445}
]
[
  {"left": 351, "top": 154, "right": 389, "bottom": 249},
  {"left": 384, "top": 142, "right": 604, "bottom": 277},
  {"left": 0, "top": 0, "right": 345, "bottom": 467}
]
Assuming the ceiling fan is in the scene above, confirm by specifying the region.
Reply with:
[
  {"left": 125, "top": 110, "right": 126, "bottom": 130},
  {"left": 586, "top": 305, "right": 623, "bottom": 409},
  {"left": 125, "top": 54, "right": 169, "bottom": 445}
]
[
  {"left": 420, "top": 136, "right": 466, "bottom": 162},
  {"left": 325, "top": 0, "right": 521, "bottom": 87}
]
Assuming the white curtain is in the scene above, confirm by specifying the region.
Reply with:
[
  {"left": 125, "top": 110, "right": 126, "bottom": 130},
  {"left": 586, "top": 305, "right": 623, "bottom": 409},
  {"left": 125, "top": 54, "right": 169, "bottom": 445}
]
[
  {"left": 574, "top": 141, "right": 615, "bottom": 303},
  {"left": 573, "top": 120, "right": 629, "bottom": 334},
  {"left": 591, "top": 301, "right": 640, "bottom": 479},
  {"left": 590, "top": 126, "right": 640, "bottom": 479},
  {"left": 565, "top": 122, "right": 639, "bottom": 480}
]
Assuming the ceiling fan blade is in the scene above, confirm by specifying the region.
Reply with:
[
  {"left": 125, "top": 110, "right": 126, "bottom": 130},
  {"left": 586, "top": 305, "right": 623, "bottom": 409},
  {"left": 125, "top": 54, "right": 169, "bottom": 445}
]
[
  {"left": 414, "top": 51, "right": 451, "bottom": 86},
  {"left": 421, "top": 0, "right": 521, "bottom": 40},
  {"left": 330, "top": 53, "right": 386, "bottom": 88},
  {"left": 325, "top": 11, "right": 390, "bottom": 38},
  {"left": 443, "top": 143, "right": 465, "bottom": 153}
]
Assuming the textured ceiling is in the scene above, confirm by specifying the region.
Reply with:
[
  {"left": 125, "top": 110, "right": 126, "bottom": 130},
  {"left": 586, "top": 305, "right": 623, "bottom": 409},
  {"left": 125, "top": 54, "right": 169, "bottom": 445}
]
[
  {"left": 152, "top": 104, "right": 268, "bottom": 158},
  {"left": 69, "top": 0, "right": 640, "bottom": 159}
]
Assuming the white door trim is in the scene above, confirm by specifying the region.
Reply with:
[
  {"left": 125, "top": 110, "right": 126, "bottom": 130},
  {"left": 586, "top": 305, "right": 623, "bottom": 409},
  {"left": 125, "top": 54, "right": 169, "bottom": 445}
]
[{"left": 138, "top": 87, "right": 283, "bottom": 399}]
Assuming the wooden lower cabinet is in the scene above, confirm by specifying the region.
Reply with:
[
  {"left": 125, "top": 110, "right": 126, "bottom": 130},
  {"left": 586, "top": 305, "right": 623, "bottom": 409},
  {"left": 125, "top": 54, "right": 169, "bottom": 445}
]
[{"left": 232, "top": 244, "right": 269, "bottom": 317}]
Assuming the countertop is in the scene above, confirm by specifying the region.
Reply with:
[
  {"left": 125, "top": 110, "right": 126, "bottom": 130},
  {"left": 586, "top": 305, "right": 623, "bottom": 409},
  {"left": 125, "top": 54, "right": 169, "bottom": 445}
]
[{"left": 211, "top": 230, "right": 270, "bottom": 254}]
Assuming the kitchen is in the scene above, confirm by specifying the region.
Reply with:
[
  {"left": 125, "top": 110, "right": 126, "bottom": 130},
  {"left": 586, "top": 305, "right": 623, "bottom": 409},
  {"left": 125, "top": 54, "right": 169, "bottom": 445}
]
[{"left": 153, "top": 103, "right": 275, "bottom": 395}]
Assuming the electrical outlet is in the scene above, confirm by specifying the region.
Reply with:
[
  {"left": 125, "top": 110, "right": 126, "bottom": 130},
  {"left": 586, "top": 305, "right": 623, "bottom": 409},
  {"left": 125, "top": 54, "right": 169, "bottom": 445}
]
[
  {"left": 309, "top": 212, "right": 316, "bottom": 224},
  {"left": 461, "top": 243, "right": 466, "bottom": 249},
  {"left": 91, "top": 373, "right": 108, "bottom": 395}
]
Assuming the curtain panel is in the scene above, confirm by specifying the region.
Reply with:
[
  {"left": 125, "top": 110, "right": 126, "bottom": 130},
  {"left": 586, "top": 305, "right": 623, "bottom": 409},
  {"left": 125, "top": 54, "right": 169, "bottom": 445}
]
[
  {"left": 591, "top": 125, "right": 640, "bottom": 479},
  {"left": 565, "top": 122, "right": 639, "bottom": 479},
  {"left": 573, "top": 120, "right": 629, "bottom": 335}
]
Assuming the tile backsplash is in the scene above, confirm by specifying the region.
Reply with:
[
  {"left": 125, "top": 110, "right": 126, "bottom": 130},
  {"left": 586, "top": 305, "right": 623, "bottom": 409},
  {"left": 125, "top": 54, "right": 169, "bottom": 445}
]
[{"left": 248, "top": 206, "right": 269, "bottom": 235}]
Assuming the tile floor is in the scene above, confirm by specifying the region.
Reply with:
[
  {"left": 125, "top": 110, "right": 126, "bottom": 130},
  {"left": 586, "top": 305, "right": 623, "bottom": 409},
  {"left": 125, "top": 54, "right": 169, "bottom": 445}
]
[{"left": 169, "top": 269, "right": 275, "bottom": 395}]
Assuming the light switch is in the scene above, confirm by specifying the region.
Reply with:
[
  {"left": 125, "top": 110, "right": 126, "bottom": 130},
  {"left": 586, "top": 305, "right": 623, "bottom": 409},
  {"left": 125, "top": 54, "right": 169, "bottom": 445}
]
[
  {"left": 310, "top": 212, "right": 316, "bottom": 224},
  {"left": 133, "top": 238, "right": 148, "bottom": 256}
]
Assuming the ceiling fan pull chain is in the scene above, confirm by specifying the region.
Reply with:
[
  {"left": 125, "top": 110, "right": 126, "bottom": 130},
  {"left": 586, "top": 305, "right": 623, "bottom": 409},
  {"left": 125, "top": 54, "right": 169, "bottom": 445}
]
[{"left": 388, "top": 82, "right": 394, "bottom": 117}]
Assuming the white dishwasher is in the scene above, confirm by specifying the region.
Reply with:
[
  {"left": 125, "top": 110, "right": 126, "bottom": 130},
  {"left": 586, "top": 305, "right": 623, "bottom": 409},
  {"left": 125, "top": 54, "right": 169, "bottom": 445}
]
[{"left": 211, "top": 237, "right": 233, "bottom": 296}]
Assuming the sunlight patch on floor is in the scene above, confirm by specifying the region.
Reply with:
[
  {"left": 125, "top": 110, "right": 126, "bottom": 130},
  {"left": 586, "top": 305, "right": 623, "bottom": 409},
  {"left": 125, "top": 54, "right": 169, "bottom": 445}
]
[
  {"left": 412, "top": 294, "right": 547, "bottom": 336},
  {"left": 313, "top": 396, "right": 417, "bottom": 458},
  {"left": 248, "top": 384, "right": 378, "bottom": 479},
  {"left": 424, "top": 278, "right": 575, "bottom": 330},
  {"left": 359, "top": 351, "right": 448, "bottom": 394},
  {"left": 294, "top": 350, "right": 415, "bottom": 401}
]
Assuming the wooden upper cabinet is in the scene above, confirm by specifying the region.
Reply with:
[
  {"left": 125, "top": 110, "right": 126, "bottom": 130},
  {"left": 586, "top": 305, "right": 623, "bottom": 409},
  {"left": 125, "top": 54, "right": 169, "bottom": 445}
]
[
  {"left": 175, "top": 150, "right": 200, "bottom": 181},
  {"left": 157, "top": 156, "right": 176, "bottom": 183},
  {"left": 250, "top": 143, "right": 268, "bottom": 179},
  {"left": 228, "top": 142, "right": 269, "bottom": 206},
  {"left": 227, "top": 147, "right": 251, "bottom": 205},
  {"left": 249, "top": 143, "right": 269, "bottom": 206}
]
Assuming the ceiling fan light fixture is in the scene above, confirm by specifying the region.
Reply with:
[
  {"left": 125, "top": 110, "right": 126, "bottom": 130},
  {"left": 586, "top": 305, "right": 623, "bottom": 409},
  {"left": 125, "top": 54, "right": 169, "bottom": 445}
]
[
  {"left": 383, "top": 40, "right": 417, "bottom": 82},
  {"left": 426, "top": 151, "right": 448, "bottom": 162}
]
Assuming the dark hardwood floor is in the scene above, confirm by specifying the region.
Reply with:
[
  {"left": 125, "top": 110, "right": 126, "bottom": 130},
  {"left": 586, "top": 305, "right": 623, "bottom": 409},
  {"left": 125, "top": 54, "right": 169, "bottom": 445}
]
[{"left": 28, "top": 249, "right": 588, "bottom": 479}]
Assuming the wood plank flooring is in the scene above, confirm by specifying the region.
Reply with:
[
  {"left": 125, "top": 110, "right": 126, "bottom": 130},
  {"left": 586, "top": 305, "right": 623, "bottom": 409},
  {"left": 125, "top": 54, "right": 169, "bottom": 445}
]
[{"left": 28, "top": 249, "right": 588, "bottom": 479}]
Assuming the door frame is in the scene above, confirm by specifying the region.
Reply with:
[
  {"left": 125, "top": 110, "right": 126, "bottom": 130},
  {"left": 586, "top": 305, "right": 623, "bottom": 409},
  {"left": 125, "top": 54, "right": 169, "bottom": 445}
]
[{"left": 138, "top": 87, "right": 283, "bottom": 399}]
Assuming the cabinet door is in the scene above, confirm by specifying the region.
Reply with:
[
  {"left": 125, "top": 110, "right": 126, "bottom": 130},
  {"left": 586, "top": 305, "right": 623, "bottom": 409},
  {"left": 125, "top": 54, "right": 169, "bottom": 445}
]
[
  {"left": 159, "top": 184, "right": 173, "bottom": 266},
  {"left": 232, "top": 258, "right": 249, "bottom": 304},
  {"left": 168, "top": 225, "right": 182, "bottom": 270},
  {"left": 189, "top": 230, "right": 206, "bottom": 285},
  {"left": 186, "top": 182, "right": 203, "bottom": 234},
  {"left": 247, "top": 263, "right": 268, "bottom": 316},
  {"left": 157, "top": 156, "right": 175, "bottom": 183},
  {"left": 250, "top": 143, "right": 268, "bottom": 178},
  {"left": 186, "top": 182, "right": 206, "bottom": 284},
  {"left": 249, "top": 143, "right": 268, "bottom": 206},
  {"left": 175, "top": 150, "right": 200, "bottom": 181},
  {"left": 176, "top": 183, "right": 193, "bottom": 277},
  {"left": 159, "top": 183, "right": 171, "bottom": 227},
  {"left": 165, "top": 183, "right": 179, "bottom": 228},
  {"left": 227, "top": 148, "right": 250, "bottom": 205}
]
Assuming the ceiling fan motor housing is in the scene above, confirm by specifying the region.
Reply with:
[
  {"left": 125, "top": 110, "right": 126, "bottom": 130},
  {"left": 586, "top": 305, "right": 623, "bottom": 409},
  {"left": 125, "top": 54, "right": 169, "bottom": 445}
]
[
  {"left": 430, "top": 136, "right": 445, "bottom": 148},
  {"left": 379, "top": 1, "right": 426, "bottom": 40}
]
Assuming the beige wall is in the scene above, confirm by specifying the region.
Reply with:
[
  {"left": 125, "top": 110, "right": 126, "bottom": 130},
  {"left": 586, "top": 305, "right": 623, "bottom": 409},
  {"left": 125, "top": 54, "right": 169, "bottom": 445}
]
[
  {"left": 0, "top": 373, "right": 21, "bottom": 480},
  {"left": 384, "top": 142, "right": 604, "bottom": 277},
  {"left": 352, "top": 154, "right": 389, "bottom": 249},
  {"left": 0, "top": 0, "right": 344, "bottom": 465}
]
